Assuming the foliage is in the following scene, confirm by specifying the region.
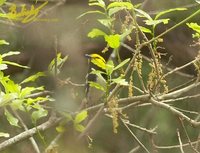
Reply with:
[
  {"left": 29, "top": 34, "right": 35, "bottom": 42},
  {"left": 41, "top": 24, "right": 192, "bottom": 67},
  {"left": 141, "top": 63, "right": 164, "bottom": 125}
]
[{"left": 0, "top": 0, "right": 200, "bottom": 152}]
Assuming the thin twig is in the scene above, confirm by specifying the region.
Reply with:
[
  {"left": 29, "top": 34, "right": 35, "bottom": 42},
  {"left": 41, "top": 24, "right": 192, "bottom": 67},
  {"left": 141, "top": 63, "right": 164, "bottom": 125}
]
[
  {"left": 177, "top": 128, "right": 185, "bottom": 153},
  {"left": 0, "top": 113, "right": 61, "bottom": 152},
  {"left": 121, "top": 118, "right": 151, "bottom": 153},
  {"left": 179, "top": 118, "right": 200, "bottom": 153},
  {"left": 11, "top": 109, "right": 41, "bottom": 153}
]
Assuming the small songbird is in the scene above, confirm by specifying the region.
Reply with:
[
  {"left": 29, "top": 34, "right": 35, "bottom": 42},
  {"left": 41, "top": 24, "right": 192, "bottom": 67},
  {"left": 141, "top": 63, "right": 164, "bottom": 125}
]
[{"left": 85, "top": 54, "right": 107, "bottom": 106}]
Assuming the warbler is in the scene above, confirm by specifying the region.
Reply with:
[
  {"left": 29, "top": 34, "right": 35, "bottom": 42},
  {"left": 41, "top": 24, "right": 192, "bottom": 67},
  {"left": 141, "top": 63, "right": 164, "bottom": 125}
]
[{"left": 85, "top": 54, "right": 107, "bottom": 106}]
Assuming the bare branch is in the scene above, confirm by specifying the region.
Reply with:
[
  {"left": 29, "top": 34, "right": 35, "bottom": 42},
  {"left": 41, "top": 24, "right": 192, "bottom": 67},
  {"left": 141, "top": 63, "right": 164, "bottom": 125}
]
[{"left": 0, "top": 113, "right": 61, "bottom": 152}]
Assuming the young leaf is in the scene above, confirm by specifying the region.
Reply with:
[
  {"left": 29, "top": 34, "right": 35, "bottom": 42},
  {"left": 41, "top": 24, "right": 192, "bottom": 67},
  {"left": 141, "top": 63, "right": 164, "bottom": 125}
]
[
  {"left": 89, "top": 81, "right": 105, "bottom": 91},
  {"left": 114, "top": 58, "right": 130, "bottom": 71},
  {"left": 112, "top": 78, "right": 129, "bottom": 86},
  {"left": 104, "top": 34, "right": 120, "bottom": 49},
  {"left": 98, "top": 19, "right": 113, "bottom": 28},
  {"left": 0, "top": 39, "right": 9, "bottom": 45},
  {"left": 108, "top": 7, "right": 126, "bottom": 16},
  {"left": 145, "top": 19, "right": 170, "bottom": 26},
  {"left": 31, "top": 108, "right": 48, "bottom": 122},
  {"left": 1, "top": 51, "right": 20, "bottom": 58},
  {"left": 74, "top": 124, "right": 85, "bottom": 132},
  {"left": 0, "top": 132, "right": 9, "bottom": 138},
  {"left": 155, "top": 8, "right": 187, "bottom": 20},
  {"left": 135, "top": 9, "right": 152, "bottom": 21},
  {"left": 107, "top": 2, "right": 134, "bottom": 10},
  {"left": 74, "top": 110, "right": 88, "bottom": 124},
  {"left": 89, "top": 0, "right": 105, "bottom": 9},
  {"left": 187, "top": 23, "right": 200, "bottom": 34},
  {"left": 0, "top": 0, "right": 6, "bottom": 6},
  {"left": 0, "top": 64, "right": 7, "bottom": 70},
  {"left": 139, "top": 26, "right": 152, "bottom": 34},
  {"left": 21, "top": 72, "right": 46, "bottom": 84},
  {"left": 56, "top": 125, "right": 66, "bottom": 133},
  {"left": 77, "top": 10, "right": 104, "bottom": 19},
  {"left": 106, "top": 60, "right": 114, "bottom": 76},
  {"left": 4, "top": 109, "right": 20, "bottom": 127},
  {"left": 88, "top": 28, "right": 106, "bottom": 38},
  {"left": 3, "top": 61, "right": 29, "bottom": 69}
]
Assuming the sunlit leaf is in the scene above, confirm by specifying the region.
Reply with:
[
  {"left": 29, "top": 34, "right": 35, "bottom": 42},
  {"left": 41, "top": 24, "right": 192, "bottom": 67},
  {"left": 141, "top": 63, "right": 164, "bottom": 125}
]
[
  {"left": 107, "top": 2, "right": 133, "bottom": 10},
  {"left": 77, "top": 10, "right": 104, "bottom": 19},
  {"left": 135, "top": 9, "right": 152, "bottom": 20},
  {"left": 187, "top": 23, "right": 200, "bottom": 34},
  {"left": 88, "top": 28, "right": 106, "bottom": 38},
  {"left": 21, "top": 72, "right": 46, "bottom": 84},
  {"left": 112, "top": 77, "right": 129, "bottom": 86},
  {"left": 0, "top": 39, "right": 9, "bottom": 45},
  {"left": 1, "top": 51, "right": 20, "bottom": 58},
  {"left": 139, "top": 26, "right": 152, "bottom": 34},
  {"left": 108, "top": 7, "right": 126, "bottom": 16},
  {"left": 89, "top": 81, "right": 105, "bottom": 91},
  {"left": 0, "top": 64, "right": 7, "bottom": 70},
  {"left": 56, "top": 125, "right": 66, "bottom": 133},
  {"left": 3, "top": 61, "right": 29, "bottom": 69},
  {"left": 106, "top": 60, "right": 114, "bottom": 76},
  {"left": 74, "top": 110, "right": 88, "bottom": 124},
  {"left": 105, "top": 34, "right": 120, "bottom": 48},
  {"left": 0, "top": 0, "right": 6, "bottom": 6},
  {"left": 31, "top": 108, "right": 48, "bottom": 122},
  {"left": 145, "top": 19, "right": 170, "bottom": 26},
  {"left": 0, "top": 132, "right": 9, "bottom": 138},
  {"left": 98, "top": 19, "right": 113, "bottom": 28},
  {"left": 4, "top": 109, "right": 20, "bottom": 127},
  {"left": 155, "top": 8, "right": 187, "bottom": 20},
  {"left": 114, "top": 58, "right": 130, "bottom": 71},
  {"left": 74, "top": 124, "right": 85, "bottom": 132}
]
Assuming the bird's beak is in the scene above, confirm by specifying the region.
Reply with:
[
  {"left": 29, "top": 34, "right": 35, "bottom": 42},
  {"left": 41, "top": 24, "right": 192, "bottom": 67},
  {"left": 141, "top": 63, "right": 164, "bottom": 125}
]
[{"left": 85, "top": 54, "right": 91, "bottom": 58}]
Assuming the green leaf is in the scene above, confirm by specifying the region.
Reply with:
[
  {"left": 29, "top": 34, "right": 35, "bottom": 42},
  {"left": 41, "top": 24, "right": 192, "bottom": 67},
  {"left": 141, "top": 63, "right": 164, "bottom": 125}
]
[
  {"left": 107, "top": 2, "right": 134, "bottom": 10},
  {"left": 139, "top": 26, "right": 152, "bottom": 34},
  {"left": 3, "top": 80, "right": 21, "bottom": 94},
  {"left": 145, "top": 19, "right": 170, "bottom": 26},
  {"left": 0, "top": 64, "right": 7, "bottom": 70},
  {"left": 89, "top": 81, "right": 105, "bottom": 91},
  {"left": 112, "top": 77, "right": 129, "bottom": 86},
  {"left": 3, "top": 61, "right": 29, "bottom": 69},
  {"left": 114, "top": 58, "right": 130, "bottom": 71},
  {"left": 31, "top": 108, "right": 48, "bottom": 122},
  {"left": 155, "top": 8, "right": 187, "bottom": 20},
  {"left": 1, "top": 51, "right": 20, "bottom": 58},
  {"left": 56, "top": 125, "right": 66, "bottom": 133},
  {"left": 98, "top": 19, "right": 113, "bottom": 28},
  {"left": 20, "top": 86, "right": 44, "bottom": 98},
  {"left": 106, "top": 60, "right": 114, "bottom": 76},
  {"left": 0, "top": 132, "right": 9, "bottom": 138},
  {"left": 108, "top": 7, "right": 126, "bottom": 16},
  {"left": 135, "top": 9, "right": 152, "bottom": 21},
  {"left": 0, "top": 39, "right": 9, "bottom": 45},
  {"left": 88, "top": 28, "right": 106, "bottom": 38},
  {"left": 187, "top": 23, "right": 200, "bottom": 34},
  {"left": 4, "top": 109, "right": 19, "bottom": 127},
  {"left": 196, "top": 0, "right": 200, "bottom": 4},
  {"left": 74, "top": 110, "right": 88, "bottom": 124},
  {"left": 77, "top": 10, "right": 104, "bottom": 19},
  {"left": 21, "top": 72, "right": 46, "bottom": 84},
  {"left": 104, "top": 34, "right": 120, "bottom": 48},
  {"left": 74, "top": 124, "right": 85, "bottom": 132},
  {"left": 89, "top": 0, "right": 105, "bottom": 9},
  {"left": 48, "top": 53, "right": 68, "bottom": 74}
]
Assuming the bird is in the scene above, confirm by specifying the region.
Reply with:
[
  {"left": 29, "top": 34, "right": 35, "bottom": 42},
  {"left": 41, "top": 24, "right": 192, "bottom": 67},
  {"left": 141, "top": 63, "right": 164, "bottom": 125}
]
[{"left": 84, "top": 53, "right": 107, "bottom": 107}]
